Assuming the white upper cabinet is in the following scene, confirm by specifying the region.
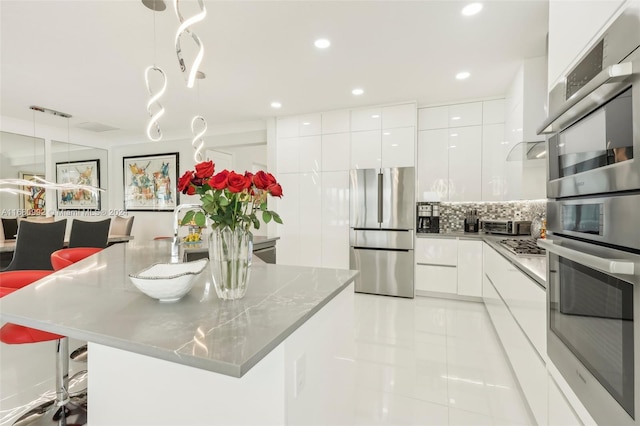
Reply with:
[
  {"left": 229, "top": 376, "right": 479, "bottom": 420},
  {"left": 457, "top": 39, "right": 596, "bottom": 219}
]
[
  {"left": 322, "top": 110, "right": 350, "bottom": 134},
  {"left": 298, "top": 136, "right": 322, "bottom": 173},
  {"left": 382, "top": 103, "right": 417, "bottom": 129},
  {"left": 351, "top": 108, "right": 382, "bottom": 131},
  {"left": 276, "top": 117, "right": 299, "bottom": 138},
  {"left": 482, "top": 100, "right": 505, "bottom": 124},
  {"left": 351, "top": 130, "right": 381, "bottom": 169},
  {"left": 448, "top": 126, "right": 482, "bottom": 201},
  {"left": 482, "top": 124, "right": 507, "bottom": 201},
  {"left": 298, "top": 114, "right": 322, "bottom": 136},
  {"left": 277, "top": 137, "right": 299, "bottom": 174},
  {"left": 417, "top": 129, "right": 448, "bottom": 201},
  {"left": 448, "top": 102, "right": 482, "bottom": 127},
  {"left": 322, "top": 133, "right": 350, "bottom": 172},
  {"left": 381, "top": 127, "right": 415, "bottom": 168},
  {"left": 418, "top": 105, "right": 448, "bottom": 130}
]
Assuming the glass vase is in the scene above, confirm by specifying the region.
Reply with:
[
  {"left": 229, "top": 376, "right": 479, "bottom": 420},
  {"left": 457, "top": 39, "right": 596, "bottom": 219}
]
[{"left": 208, "top": 226, "right": 253, "bottom": 300}]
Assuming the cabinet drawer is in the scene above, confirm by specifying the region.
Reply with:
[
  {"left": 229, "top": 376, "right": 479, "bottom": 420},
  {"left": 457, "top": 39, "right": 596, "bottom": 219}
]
[
  {"left": 415, "top": 264, "right": 457, "bottom": 294},
  {"left": 415, "top": 238, "right": 457, "bottom": 265}
]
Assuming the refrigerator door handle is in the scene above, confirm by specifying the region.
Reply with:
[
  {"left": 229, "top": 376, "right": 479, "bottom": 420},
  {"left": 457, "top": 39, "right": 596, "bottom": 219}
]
[
  {"left": 352, "top": 247, "right": 412, "bottom": 253},
  {"left": 377, "top": 172, "right": 383, "bottom": 224}
]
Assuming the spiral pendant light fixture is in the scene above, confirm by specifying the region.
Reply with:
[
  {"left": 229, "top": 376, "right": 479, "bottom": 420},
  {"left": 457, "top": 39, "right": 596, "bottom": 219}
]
[
  {"left": 174, "top": 0, "right": 206, "bottom": 89},
  {"left": 190, "top": 115, "right": 207, "bottom": 163},
  {"left": 144, "top": 66, "right": 167, "bottom": 142}
]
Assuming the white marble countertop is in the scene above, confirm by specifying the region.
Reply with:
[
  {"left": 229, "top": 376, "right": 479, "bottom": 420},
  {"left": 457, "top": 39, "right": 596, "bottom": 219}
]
[
  {"left": 0, "top": 240, "right": 358, "bottom": 377},
  {"left": 417, "top": 232, "right": 546, "bottom": 287}
]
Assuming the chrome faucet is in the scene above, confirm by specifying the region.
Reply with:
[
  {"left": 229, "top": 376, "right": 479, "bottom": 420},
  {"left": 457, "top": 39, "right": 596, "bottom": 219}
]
[{"left": 171, "top": 203, "right": 205, "bottom": 262}]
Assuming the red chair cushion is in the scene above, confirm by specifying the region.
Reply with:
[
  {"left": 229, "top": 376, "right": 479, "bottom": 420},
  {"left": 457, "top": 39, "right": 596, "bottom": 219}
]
[
  {"left": 0, "top": 287, "right": 18, "bottom": 297},
  {"left": 0, "top": 270, "right": 53, "bottom": 289},
  {"left": 51, "top": 247, "right": 102, "bottom": 271},
  {"left": 0, "top": 323, "right": 62, "bottom": 344}
]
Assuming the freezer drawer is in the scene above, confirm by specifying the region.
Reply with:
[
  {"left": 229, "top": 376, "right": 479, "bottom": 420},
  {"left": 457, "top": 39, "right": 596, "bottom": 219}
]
[
  {"left": 350, "top": 247, "right": 414, "bottom": 298},
  {"left": 350, "top": 229, "right": 413, "bottom": 250}
]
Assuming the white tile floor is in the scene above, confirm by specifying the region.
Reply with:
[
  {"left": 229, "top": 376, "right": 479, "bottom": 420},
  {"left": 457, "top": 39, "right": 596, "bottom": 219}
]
[{"left": 0, "top": 294, "right": 532, "bottom": 426}]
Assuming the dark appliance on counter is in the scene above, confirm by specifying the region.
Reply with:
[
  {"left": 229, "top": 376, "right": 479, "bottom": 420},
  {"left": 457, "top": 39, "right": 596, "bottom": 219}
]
[
  {"left": 481, "top": 219, "right": 531, "bottom": 235},
  {"left": 463, "top": 209, "right": 479, "bottom": 233},
  {"left": 416, "top": 202, "right": 440, "bottom": 234},
  {"left": 350, "top": 167, "right": 415, "bottom": 298},
  {"left": 537, "top": 5, "right": 640, "bottom": 425}
]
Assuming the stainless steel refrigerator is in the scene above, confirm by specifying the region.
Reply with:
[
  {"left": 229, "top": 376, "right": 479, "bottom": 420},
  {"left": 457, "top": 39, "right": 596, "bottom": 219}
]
[{"left": 349, "top": 167, "right": 414, "bottom": 298}]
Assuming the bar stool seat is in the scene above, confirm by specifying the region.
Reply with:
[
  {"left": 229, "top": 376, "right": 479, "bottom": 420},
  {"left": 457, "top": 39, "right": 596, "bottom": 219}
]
[
  {"left": 51, "top": 248, "right": 102, "bottom": 271},
  {"left": 0, "top": 270, "right": 87, "bottom": 425}
]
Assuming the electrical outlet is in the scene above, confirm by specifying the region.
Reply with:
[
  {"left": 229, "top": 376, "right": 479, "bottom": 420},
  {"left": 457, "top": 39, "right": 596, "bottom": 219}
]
[{"left": 294, "top": 353, "right": 306, "bottom": 398}]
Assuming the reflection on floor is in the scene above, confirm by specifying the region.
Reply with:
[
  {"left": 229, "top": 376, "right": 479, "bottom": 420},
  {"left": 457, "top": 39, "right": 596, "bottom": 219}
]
[{"left": 0, "top": 295, "right": 532, "bottom": 425}]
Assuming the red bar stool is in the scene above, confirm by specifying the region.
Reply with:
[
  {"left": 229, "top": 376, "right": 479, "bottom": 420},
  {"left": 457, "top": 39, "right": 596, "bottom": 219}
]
[
  {"left": 0, "top": 270, "right": 87, "bottom": 425},
  {"left": 50, "top": 248, "right": 103, "bottom": 271}
]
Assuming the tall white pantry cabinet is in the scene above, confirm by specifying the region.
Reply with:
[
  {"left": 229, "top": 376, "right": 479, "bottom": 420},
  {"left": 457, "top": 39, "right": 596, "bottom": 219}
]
[{"left": 275, "top": 103, "right": 417, "bottom": 268}]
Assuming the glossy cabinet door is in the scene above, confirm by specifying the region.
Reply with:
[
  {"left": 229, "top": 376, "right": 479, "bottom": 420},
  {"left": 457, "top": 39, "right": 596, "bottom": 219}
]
[
  {"left": 482, "top": 99, "right": 505, "bottom": 125},
  {"left": 275, "top": 174, "right": 301, "bottom": 266},
  {"left": 381, "top": 127, "right": 415, "bottom": 168},
  {"left": 457, "top": 240, "right": 482, "bottom": 297},
  {"left": 298, "top": 114, "right": 322, "bottom": 136},
  {"left": 448, "top": 102, "right": 482, "bottom": 127},
  {"left": 322, "top": 110, "right": 350, "bottom": 134},
  {"left": 321, "top": 171, "right": 349, "bottom": 269},
  {"left": 277, "top": 137, "right": 299, "bottom": 174},
  {"left": 382, "top": 103, "right": 416, "bottom": 129},
  {"left": 322, "top": 133, "right": 350, "bottom": 171},
  {"left": 483, "top": 272, "right": 548, "bottom": 425},
  {"left": 351, "top": 108, "right": 382, "bottom": 131},
  {"left": 448, "top": 126, "right": 482, "bottom": 201},
  {"left": 415, "top": 238, "right": 458, "bottom": 294},
  {"left": 350, "top": 130, "right": 381, "bottom": 169},
  {"left": 277, "top": 117, "right": 299, "bottom": 138},
  {"left": 548, "top": 373, "right": 583, "bottom": 426},
  {"left": 298, "top": 172, "right": 322, "bottom": 267},
  {"left": 418, "top": 105, "right": 448, "bottom": 130},
  {"left": 417, "top": 129, "right": 448, "bottom": 201},
  {"left": 482, "top": 123, "right": 506, "bottom": 201},
  {"left": 298, "top": 136, "right": 322, "bottom": 173}
]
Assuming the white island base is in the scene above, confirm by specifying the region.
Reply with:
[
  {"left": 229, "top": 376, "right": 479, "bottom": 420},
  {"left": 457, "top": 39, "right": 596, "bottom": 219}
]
[{"left": 88, "top": 283, "right": 355, "bottom": 425}]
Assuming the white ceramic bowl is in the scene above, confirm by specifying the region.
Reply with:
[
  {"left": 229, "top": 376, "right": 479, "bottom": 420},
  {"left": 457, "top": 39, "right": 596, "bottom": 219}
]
[{"left": 128, "top": 259, "right": 208, "bottom": 302}]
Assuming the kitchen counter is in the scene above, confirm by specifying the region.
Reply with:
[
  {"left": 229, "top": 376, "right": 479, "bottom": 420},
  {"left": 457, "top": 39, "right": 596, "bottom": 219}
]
[
  {"left": 417, "top": 231, "right": 546, "bottom": 287},
  {"left": 0, "top": 239, "right": 357, "bottom": 378}
]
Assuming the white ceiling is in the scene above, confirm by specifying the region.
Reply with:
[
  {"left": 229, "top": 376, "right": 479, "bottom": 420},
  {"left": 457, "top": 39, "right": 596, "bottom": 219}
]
[{"left": 0, "top": 0, "right": 549, "bottom": 143}]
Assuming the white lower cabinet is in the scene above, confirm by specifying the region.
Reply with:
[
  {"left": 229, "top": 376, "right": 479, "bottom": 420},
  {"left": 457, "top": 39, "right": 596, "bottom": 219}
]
[
  {"left": 414, "top": 238, "right": 482, "bottom": 298},
  {"left": 548, "top": 373, "right": 583, "bottom": 426},
  {"left": 483, "top": 273, "right": 547, "bottom": 425}
]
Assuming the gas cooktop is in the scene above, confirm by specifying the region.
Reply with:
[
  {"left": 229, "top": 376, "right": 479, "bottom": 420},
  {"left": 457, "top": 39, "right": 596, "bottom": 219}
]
[{"left": 499, "top": 238, "right": 546, "bottom": 256}]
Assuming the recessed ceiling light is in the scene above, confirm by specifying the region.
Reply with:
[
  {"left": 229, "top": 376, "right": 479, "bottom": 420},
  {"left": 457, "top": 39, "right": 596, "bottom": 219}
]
[
  {"left": 450, "top": 133, "right": 458, "bottom": 137},
  {"left": 270, "top": 102, "right": 282, "bottom": 109},
  {"left": 451, "top": 116, "right": 461, "bottom": 120},
  {"left": 383, "top": 132, "right": 391, "bottom": 136},
  {"left": 314, "top": 38, "right": 331, "bottom": 49},
  {"left": 456, "top": 71, "right": 471, "bottom": 80},
  {"left": 450, "top": 145, "right": 457, "bottom": 148},
  {"left": 302, "top": 122, "right": 311, "bottom": 126},
  {"left": 371, "top": 114, "right": 380, "bottom": 119},
  {"left": 462, "top": 3, "right": 483, "bottom": 16},
  {"left": 352, "top": 88, "right": 364, "bottom": 96},
  {"left": 391, "top": 144, "right": 399, "bottom": 147}
]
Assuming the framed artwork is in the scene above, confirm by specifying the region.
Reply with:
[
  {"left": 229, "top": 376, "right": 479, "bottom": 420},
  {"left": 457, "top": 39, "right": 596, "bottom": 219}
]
[
  {"left": 56, "top": 160, "right": 101, "bottom": 210},
  {"left": 123, "top": 152, "right": 179, "bottom": 211},
  {"left": 18, "top": 172, "right": 46, "bottom": 215}
]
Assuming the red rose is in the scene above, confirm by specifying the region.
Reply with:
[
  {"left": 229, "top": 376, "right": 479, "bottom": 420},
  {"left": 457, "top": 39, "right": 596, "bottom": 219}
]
[
  {"left": 186, "top": 185, "right": 196, "bottom": 195},
  {"left": 227, "top": 171, "right": 252, "bottom": 193},
  {"left": 177, "top": 171, "right": 194, "bottom": 194},
  {"left": 244, "top": 171, "right": 254, "bottom": 183},
  {"left": 267, "top": 183, "right": 283, "bottom": 198},
  {"left": 253, "top": 171, "right": 277, "bottom": 190},
  {"left": 195, "top": 161, "right": 215, "bottom": 179},
  {"left": 209, "top": 170, "right": 229, "bottom": 190}
]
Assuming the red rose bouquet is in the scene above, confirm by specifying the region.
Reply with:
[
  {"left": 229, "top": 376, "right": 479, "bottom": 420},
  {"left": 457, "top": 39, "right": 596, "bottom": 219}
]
[{"left": 177, "top": 161, "right": 283, "bottom": 232}]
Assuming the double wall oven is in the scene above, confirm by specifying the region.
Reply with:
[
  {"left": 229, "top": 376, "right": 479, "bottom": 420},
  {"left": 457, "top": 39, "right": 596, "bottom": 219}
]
[{"left": 537, "top": 4, "right": 640, "bottom": 424}]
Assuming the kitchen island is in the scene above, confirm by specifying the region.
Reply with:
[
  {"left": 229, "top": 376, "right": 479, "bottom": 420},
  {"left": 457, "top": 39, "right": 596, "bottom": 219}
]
[{"left": 0, "top": 240, "right": 358, "bottom": 425}]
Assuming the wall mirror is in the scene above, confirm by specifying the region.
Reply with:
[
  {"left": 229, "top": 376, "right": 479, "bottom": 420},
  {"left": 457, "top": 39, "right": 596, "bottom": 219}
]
[{"left": 0, "top": 131, "right": 46, "bottom": 215}]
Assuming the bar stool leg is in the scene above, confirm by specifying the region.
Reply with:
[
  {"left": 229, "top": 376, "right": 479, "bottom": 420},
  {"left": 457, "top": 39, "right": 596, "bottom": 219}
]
[{"left": 12, "top": 338, "right": 88, "bottom": 426}]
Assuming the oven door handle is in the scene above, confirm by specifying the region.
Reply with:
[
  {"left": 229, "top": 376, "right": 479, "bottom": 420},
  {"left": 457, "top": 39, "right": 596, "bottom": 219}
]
[
  {"left": 538, "top": 239, "right": 635, "bottom": 275},
  {"left": 537, "top": 60, "right": 635, "bottom": 134}
]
